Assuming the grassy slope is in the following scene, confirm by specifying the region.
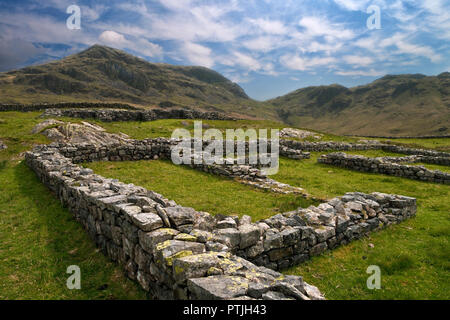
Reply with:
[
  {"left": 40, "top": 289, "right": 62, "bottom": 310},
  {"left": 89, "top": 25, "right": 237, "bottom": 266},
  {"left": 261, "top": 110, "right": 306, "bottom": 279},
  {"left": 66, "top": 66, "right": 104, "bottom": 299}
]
[
  {"left": 269, "top": 73, "right": 450, "bottom": 137},
  {"left": 0, "top": 111, "right": 449, "bottom": 299}
]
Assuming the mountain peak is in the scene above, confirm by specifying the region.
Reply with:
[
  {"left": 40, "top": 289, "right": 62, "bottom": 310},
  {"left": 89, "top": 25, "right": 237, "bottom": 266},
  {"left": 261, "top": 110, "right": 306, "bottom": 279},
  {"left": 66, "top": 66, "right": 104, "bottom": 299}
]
[{"left": 0, "top": 45, "right": 250, "bottom": 107}]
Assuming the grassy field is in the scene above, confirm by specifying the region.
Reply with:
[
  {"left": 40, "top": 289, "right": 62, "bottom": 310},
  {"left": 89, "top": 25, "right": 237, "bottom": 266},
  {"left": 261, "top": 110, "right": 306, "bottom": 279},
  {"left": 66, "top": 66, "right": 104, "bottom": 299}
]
[
  {"left": 0, "top": 111, "right": 449, "bottom": 300},
  {"left": 273, "top": 153, "right": 449, "bottom": 299},
  {"left": 85, "top": 160, "right": 317, "bottom": 221}
]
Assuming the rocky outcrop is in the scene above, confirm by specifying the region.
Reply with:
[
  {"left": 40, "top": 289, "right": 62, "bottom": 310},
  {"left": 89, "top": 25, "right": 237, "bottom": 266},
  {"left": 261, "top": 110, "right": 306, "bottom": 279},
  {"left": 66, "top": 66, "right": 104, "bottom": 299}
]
[
  {"left": 32, "top": 120, "right": 130, "bottom": 145},
  {"left": 25, "top": 140, "right": 418, "bottom": 300},
  {"left": 319, "top": 153, "right": 450, "bottom": 184},
  {"left": 280, "top": 128, "right": 323, "bottom": 140},
  {"left": 41, "top": 108, "right": 236, "bottom": 122}
]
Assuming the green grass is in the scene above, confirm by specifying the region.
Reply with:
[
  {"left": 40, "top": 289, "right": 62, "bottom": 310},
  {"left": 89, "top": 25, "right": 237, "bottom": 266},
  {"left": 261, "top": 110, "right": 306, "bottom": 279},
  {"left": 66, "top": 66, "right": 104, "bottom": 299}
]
[
  {"left": 0, "top": 161, "right": 147, "bottom": 299},
  {"left": 84, "top": 160, "right": 316, "bottom": 221},
  {"left": 0, "top": 112, "right": 50, "bottom": 161},
  {"left": 1, "top": 111, "right": 449, "bottom": 300},
  {"left": 273, "top": 152, "right": 450, "bottom": 300},
  {"left": 87, "top": 150, "right": 449, "bottom": 300}
]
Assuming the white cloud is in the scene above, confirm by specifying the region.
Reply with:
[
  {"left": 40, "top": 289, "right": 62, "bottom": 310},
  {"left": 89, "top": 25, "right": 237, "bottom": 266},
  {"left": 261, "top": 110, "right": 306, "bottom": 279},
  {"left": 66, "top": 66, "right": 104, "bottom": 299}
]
[
  {"left": 280, "top": 54, "right": 337, "bottom": 71},
  {"left": 228, "top": 51, "right": 262, "bottom": 72},
  {"left": 335, "top": 69, "right": 385, "bottom": 76},
  {"left": 333, "top": 0, "right": 371, "bottom": 11},
  {"left": 299, "top": 16, "right": 355, "bottom": 40},
  {"left": 343, "top": 55, "right": 374, "bottom": 67},
  {"left": 249, "top": 18, "right": 288, "bottom": 35},
  {"left": 98, "top": 30, "right": 163, "bottom": 58},
  {"left": 242, "top": 36, "right": 278, "bottom": 52},
  {"left": 182, "top": 42, "right": 214, "bottom": 67},
  {"left": 99, "top": 31, "right": 127, "bottom": 45}
]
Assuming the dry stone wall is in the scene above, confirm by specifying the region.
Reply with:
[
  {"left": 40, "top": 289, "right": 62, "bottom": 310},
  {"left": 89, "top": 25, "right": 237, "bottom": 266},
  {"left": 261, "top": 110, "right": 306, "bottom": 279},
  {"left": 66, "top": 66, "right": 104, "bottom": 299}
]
[
  {"left": 54, "top": 138, "right": 309, "bottom": 194},
  {"left": 279, "top": 140, "right": 450, "bottom": 158},
  {"left": 381, "top": 155, "right": 450, "bottom": 166},
  {"left": 319, "top": 153, "right": 450, "bottom": 184},
  {"left": 0, "top": 102, "right": 139, "bottom": 112},
  {"left": 25, "top": 144, "right": 323, "bottom": 300},
  {"left": 42, "top": 108, "right": 236, "bottom": 122},
  {"left": 25, "top": 140, "right": 418, "bottom": 300}
]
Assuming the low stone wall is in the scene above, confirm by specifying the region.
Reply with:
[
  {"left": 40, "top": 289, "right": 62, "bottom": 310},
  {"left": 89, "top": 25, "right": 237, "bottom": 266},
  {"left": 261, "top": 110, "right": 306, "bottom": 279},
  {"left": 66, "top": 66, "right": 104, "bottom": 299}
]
[
  {"left": 382, "top": 155, "right": 450, "bottom": 166},
  {"left": 41, "top": 108, "right": 236, "bottom": 122},
  {"left": 319, "top": 153, "right": 450, "bottom": 184},
  {"left": 0, "top": 102, "right": 139, "bottom": 112},
  {"left": 382, "top": 145, "right": 450, "bottom": 158},
  {"left": 240, "top": 192, "right": 416, "bottom": 270},
  {"left": 345, "top": 134, "right": 450, "bottom": 139},
  {"left": 279, "top": 140, "right": 450, "bottom": 158},
  {"left": 280, "top": 140, "right": 384, "bottom": 152},
  {"left": 53, "top": 138, "right": 307, "bottom": 195},
  {"left": 25, "top": 140, "right": 418, "bottom": 299},
  {"left": 25, "top": 144, "right": 324, "bottom": 300}
]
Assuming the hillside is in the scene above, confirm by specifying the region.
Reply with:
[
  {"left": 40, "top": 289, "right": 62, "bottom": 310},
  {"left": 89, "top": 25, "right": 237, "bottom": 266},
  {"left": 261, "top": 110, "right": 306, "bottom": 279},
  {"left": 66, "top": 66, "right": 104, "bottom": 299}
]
[
  {"left": 0, "top": 45, "right": 275, "bottom": 120},
  {"left": 0, "top": 45, "right": 449, "bottom": 136},
  {"left": 269, "top": 73, "right": 450, "bottom": 136}
]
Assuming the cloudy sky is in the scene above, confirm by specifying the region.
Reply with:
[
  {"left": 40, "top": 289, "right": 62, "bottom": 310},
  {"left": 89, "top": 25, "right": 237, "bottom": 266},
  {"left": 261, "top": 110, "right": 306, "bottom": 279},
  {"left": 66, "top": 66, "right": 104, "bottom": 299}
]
[{"left": 0, "top": 0, "right": 448, "bottom": 100}]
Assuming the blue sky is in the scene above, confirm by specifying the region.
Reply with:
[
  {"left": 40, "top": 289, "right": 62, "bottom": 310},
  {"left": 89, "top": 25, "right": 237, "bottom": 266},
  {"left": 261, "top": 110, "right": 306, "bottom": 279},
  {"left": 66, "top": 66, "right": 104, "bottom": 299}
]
[{"left": 0, "top": 0, "right": 448, "bottom": 100}]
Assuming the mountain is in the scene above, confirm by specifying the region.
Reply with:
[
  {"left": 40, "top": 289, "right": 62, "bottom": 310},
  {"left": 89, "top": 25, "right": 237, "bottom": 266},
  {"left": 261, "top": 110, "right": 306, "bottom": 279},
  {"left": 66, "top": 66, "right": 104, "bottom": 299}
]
[
  {"left": 0, "top": 45, "right": 448, "bottom": 136},
  {"left": 0, "top": 45, "right": 275, "bottom": 119},
  {"left": 269, "top": 73, "right": 450, "bottom": 136}
]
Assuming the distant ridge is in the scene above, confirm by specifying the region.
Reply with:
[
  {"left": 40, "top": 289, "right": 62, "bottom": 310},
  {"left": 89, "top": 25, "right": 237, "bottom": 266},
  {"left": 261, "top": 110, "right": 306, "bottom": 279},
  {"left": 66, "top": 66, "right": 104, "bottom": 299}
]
[{"left": 269, "top": 72, "right": 450, "bottom": 136}]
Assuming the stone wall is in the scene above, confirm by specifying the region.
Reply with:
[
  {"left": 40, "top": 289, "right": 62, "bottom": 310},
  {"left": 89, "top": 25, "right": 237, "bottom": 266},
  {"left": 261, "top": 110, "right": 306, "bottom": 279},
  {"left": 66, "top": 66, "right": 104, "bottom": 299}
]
[
  {"left": 53, "top": 138, "right": 307, "bottom": 195},
  {"left": 345, "top": 134, "right": 450, "bottom": 139},
  {"left": 279, "top": 140, "right": 450, "bottom": 158},
  {"left": 319, "top": 153, "right": 450, "bottom": 184},
  {"left": 25, "top": 140, "right": 418, "bottom": 299},
  {"left": 279, "top": 140, "right": 384, "bottom": 152},
  {"left": 381, "top": 155, "right": 450, "bottom": 166},
  {"left": 239, "top": 191, "right": 416, "bottom": 270},
  {"left": 0, "top": 102, "right": 139, "bottom": 112},
  {"left": 25, "top": 144, "right": 324, "bottom": 300},
  {"left": 41, "top": 108, "right": 236, "bottom": 122}
]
